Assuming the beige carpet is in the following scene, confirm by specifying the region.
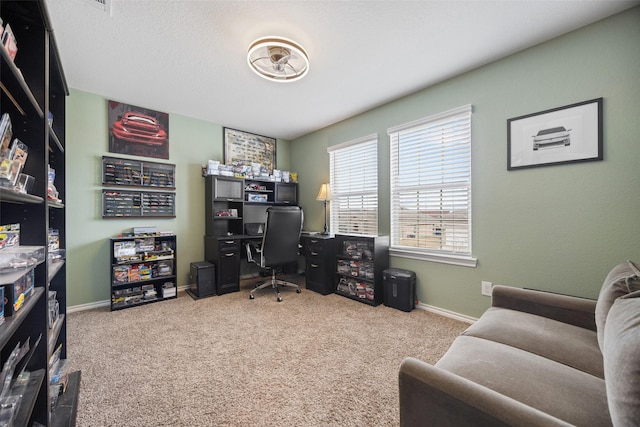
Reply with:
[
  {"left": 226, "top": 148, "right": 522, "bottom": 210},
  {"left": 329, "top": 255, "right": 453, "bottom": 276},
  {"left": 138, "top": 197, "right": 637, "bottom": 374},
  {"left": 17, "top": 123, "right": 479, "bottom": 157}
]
[{"left": 67, "top": 276, "right": 467, "bottom": 426}]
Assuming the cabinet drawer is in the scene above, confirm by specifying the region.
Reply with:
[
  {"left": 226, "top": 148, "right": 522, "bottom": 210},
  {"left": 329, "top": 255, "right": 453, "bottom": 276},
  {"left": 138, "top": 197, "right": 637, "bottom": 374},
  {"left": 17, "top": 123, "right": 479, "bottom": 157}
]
[
  {"left": 302, "top": 237, "right": 327, "bottom": 256},
  {"left": 306, "top": 260, "right": 335, "bottom": 295},
  {"left": 220, "top": 248, "right": 239, "bottom": 259},
  {"left": 219, "top": 239, "right": 240, "bottom": 252},
  {"left": 305, "top": 244, "right": 324, "bottom": 258},
  {"left": 306, "top": 260, "right": 326, "bottom": 283},
  {"left": 217, "top": 249, "right": 240, "bottom": 294},
  {"left": 304, "top": 237, "right": 324, "bottom": 246}
]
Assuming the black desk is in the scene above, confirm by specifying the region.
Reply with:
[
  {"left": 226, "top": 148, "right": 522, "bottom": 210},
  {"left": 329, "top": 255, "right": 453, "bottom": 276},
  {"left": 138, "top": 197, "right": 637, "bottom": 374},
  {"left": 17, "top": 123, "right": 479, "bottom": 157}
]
[
  {"left": 204, "top": 234, "right": 261, "bottom": 295},
  {"left": 205, "top": 232, "right": 337, "bottom": 296},
  {"left": 204, "top": 176, "right": 300, "bottom": 293}
]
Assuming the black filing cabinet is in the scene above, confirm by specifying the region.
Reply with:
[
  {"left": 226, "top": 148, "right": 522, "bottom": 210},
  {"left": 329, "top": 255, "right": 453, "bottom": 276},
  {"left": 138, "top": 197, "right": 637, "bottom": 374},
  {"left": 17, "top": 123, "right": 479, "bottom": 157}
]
[
  {"left": 205, "top": 236, "right": 241, "bottom": 295},
  {"left": 301, "top": 234, "right": 335, "bottom": 295}
]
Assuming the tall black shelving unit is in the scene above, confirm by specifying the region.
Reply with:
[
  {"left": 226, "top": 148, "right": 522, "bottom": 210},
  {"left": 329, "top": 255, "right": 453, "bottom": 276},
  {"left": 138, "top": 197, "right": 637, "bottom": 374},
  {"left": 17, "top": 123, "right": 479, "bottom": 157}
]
[{"left": 0, "top": 1, "right": 79, "bottom": 425}]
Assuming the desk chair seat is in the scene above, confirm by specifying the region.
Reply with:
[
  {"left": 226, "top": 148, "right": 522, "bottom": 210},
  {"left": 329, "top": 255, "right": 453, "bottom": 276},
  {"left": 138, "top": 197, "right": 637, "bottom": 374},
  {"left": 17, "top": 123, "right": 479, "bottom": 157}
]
[{"left": 245, "top": 206, "right": 303, "bottom": 302}]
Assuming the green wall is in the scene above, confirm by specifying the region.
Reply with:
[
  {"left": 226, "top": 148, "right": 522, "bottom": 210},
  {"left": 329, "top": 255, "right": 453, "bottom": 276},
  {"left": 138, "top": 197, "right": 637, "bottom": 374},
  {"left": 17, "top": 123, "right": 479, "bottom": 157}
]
[
  {"left": 291, "top": 7, "right": 640, "bottom": 318},
  {"left": 67, "top": 7, "right": 639, "bottom": 317},
  {"left": 65, "top": 91, "right": 290, "bottom": 307}
]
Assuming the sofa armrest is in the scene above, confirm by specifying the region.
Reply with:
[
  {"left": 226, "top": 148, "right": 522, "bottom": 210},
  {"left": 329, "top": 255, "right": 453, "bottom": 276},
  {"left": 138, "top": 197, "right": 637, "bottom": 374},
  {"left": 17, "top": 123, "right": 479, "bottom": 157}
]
[
  {"left": 491, "top": 285, "right": 597, "bottom": 331},
  {"left": 399, "top": 357, "right": 572, "bottom": 427}
]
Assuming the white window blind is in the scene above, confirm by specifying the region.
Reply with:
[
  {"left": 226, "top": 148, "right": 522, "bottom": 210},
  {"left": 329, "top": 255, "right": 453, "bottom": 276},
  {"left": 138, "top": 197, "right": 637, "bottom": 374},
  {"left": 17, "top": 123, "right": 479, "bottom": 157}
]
[
  {"left": 388, "top": 105, "right": 474, "bottom": 264},
  {"left": 328, "top": 134, "right": 378, "bottom": 236}
]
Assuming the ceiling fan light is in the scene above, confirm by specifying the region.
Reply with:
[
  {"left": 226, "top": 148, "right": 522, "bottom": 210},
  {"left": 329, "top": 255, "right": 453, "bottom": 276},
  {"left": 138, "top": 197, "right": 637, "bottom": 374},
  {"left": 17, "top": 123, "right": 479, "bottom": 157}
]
[{"left": 247, "top": 36, "right": 309, "bottom": 82}]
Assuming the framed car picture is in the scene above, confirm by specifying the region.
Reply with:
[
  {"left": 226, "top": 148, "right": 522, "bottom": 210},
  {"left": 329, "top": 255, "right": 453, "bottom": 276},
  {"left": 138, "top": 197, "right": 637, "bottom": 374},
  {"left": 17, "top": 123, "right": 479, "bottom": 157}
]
[
  {"left": 108, "top": 101, "right": 170, "bottom": 160},
  {"left": 507, "top": 98, "right": 603, "bottom": 170}
]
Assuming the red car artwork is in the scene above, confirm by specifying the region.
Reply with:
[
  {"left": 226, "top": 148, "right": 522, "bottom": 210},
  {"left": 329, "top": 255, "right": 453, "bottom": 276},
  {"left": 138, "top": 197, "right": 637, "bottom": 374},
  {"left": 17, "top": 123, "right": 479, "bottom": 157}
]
[{"left": 111, "top": 112, "right": 167, "bottom": 145}]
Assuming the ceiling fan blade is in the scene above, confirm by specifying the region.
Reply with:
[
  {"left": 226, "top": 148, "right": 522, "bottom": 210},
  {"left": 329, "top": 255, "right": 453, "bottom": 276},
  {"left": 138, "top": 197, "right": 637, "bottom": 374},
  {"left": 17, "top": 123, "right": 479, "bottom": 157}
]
[{"left": 250, "top": 55, "right": 271, "bottom": 65}]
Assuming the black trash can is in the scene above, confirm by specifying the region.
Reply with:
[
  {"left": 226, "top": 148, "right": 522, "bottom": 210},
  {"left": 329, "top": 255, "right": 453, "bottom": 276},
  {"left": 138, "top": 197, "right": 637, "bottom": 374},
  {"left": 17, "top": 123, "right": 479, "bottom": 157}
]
[
  {"left": 188, "top": 261, "right": 216, "bottom": 298},
  {"left": 383, "top": 268, "right": 416, "bottom": 312}
]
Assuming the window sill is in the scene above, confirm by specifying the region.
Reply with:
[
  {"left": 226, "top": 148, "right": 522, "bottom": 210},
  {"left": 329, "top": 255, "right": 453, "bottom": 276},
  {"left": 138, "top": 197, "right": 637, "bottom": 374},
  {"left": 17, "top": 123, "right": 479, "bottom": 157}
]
[{"left": 389, "top": 247, "right": 477, "bottom": 268}]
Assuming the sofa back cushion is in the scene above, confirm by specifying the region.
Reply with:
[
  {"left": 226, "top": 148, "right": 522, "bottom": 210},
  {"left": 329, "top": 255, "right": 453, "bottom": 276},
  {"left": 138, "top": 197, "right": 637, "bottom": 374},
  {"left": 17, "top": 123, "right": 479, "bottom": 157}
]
[
  {"left": 603, "top": 292, "right": 640, "bottom": 426},
  {"left": 595, "top": 261, "right": 640, "bottom": 350}
]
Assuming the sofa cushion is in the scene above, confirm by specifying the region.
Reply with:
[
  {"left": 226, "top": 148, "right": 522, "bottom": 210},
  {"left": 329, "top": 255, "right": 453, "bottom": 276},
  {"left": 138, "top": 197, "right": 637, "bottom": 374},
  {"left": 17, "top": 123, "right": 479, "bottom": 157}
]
[
  {"left": 463, "top": 307, "right": 603, "bottom": 378},
  {"left": 595, "top": 260, "right": 640, "bottom": 350},
  {"left": 435, "top": 336, "right": 611, "bottom": 426},
  {"left": 603, "top": 292, "right": 640, "bottom": 426}
]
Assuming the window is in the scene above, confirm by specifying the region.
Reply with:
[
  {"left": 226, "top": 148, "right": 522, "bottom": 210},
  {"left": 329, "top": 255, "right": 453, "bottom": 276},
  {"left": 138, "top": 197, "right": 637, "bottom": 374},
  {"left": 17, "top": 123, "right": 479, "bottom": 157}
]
[
  {"left": 388, "top": 105, "right": 476, "bottom": 267},
  {"left": 328, "top": 134, "right": 378, "bottom": 236}
]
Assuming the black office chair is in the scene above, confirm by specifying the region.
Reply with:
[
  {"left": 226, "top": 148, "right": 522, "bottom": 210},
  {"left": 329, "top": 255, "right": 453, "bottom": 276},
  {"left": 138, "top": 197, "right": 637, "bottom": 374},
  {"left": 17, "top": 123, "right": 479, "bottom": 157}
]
[{"left": 245, "top": 206, "right": 303, "bottom": 302}]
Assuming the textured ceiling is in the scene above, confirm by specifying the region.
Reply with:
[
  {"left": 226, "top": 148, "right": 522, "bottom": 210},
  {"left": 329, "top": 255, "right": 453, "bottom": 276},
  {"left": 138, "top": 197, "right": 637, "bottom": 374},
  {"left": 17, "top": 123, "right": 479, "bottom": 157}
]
[{"left": 45, "top": 0, "right": 638, "bottom": 140}]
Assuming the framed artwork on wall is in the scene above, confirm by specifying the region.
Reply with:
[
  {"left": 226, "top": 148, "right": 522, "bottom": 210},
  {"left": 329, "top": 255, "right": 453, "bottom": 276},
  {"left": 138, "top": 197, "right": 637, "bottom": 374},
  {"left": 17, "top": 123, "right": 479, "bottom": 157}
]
[
  {"left": 108, "top": 100, "right": 170, "bottom": 160},
  {"left": 507, "top": 97, "right": 603, "bottom": 170},
  {"left": 223, "top": 127, "right": 276, "bottom": 173}
]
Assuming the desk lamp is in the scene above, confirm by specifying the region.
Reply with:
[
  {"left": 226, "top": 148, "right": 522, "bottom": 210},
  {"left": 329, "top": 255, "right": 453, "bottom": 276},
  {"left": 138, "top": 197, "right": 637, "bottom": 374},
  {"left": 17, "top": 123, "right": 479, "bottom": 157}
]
[{"left": 316, "top": 183, "right": 331, "bottom": 235}]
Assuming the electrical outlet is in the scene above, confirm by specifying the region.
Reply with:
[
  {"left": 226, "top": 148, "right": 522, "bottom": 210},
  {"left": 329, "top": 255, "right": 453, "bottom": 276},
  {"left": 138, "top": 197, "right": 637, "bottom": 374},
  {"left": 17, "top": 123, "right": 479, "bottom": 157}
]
[{"left": 481, "top": 281, "right": 493, "bottom": 297}]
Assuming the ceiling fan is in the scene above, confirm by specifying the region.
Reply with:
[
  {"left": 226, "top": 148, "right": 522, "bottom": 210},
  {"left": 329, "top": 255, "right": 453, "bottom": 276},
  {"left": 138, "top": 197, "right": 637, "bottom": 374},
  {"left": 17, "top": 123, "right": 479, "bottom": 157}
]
[{"left": 247, "top": 37, "right": 310, "bottom": 83}]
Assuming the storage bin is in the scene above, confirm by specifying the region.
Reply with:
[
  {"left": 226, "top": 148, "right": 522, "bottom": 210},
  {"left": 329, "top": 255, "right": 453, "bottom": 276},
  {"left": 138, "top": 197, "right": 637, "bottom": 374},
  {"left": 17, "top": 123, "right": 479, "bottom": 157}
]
[
  {"left": 383, "top": 268, "right": 416, "bottom": 312},
  {"left": 189, "top": 261, "right": 216, "bottom": 298}
]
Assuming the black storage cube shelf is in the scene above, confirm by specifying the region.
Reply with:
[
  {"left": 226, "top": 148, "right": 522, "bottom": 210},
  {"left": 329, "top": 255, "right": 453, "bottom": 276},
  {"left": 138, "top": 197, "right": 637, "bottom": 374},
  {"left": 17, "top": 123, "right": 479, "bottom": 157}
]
[
  {"left": 190, "top": 261, "right": 216, "bottom": 297},
  {"left": 383, "top": 268, "right": 416, "bottom": 312}
]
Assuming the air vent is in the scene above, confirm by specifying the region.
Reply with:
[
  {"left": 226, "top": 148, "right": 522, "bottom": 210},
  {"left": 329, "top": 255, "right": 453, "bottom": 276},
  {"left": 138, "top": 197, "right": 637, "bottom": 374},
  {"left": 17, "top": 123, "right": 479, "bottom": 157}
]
[{"left": 82, "top": 0, "right": 112, "bottom": 15}]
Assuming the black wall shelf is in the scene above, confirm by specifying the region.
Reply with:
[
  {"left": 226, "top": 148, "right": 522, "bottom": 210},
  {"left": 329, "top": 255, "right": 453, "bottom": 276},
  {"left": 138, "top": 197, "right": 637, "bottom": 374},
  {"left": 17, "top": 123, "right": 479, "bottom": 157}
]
[
  {"left": 102, "top": 189, "right": 176, "bottom": 218},
  {"left": 102, "top": 156, "right": 176, "bottom": 189}
]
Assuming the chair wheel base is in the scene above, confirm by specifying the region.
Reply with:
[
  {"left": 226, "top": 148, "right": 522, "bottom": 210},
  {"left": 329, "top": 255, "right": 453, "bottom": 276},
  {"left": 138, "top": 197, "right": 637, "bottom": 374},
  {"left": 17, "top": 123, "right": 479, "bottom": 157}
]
[
  {"left": 296, "top": 289, "right": 301, "bottom": 293},
  {"left": 277, "top": 296, "right": 283, "bottom": 302},
  {"left": 249, "top": 294, "right": 255, "bottom": 300}
]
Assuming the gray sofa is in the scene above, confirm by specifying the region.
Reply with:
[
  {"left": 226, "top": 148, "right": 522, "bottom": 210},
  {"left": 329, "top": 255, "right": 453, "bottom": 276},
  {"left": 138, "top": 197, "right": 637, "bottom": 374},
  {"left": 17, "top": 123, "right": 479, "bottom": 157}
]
[{"left": 399, "top": 261, "right": 640, "bottom": 426}]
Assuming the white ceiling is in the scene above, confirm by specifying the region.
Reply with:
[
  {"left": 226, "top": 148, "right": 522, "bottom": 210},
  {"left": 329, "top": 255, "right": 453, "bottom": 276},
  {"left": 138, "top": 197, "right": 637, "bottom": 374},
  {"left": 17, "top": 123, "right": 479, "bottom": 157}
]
[{"left": 45, "top": 0, "right": 638, "bottom": 141}]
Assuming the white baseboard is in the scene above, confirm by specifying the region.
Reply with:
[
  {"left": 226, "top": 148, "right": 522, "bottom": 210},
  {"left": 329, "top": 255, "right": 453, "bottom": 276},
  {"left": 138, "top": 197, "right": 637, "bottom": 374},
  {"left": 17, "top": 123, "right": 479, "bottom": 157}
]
[
  {"left": 416, "top": 302, "right": 477, "bottom": 324},
  {"left": 68, "top": 286, "right": 477, "bottom": 324},
  {"left": 67, "top": 300, "right": 110, "bottom": 313},
  {"left": 68, "top": 285, "right": 190, "bottom": 313}
]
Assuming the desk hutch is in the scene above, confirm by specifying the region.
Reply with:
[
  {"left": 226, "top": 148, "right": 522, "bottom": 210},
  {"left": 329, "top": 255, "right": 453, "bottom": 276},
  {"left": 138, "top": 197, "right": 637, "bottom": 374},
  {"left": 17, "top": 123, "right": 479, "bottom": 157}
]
[{"left": 203, "top": 175, "right": 298, "bottom": 294}]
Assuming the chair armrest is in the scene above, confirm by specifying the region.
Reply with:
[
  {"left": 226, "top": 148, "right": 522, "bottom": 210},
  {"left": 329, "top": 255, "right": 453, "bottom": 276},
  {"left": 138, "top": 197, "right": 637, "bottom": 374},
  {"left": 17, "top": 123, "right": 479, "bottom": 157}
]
[
  {"left": 244, "top": 241, "right": 262, "bottom": 264},
  {"left": 399, "top": 357, "right": 572, "bottom": 427},
  {"left": 491, "top": 285, "right": 597, "bottom": 331}
]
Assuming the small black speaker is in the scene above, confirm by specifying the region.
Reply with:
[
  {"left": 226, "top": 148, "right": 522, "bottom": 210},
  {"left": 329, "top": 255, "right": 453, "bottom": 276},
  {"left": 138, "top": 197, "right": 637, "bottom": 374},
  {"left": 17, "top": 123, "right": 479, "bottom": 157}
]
[{"left": 189, "top": 261, "right": 216, "bottom": 298}]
